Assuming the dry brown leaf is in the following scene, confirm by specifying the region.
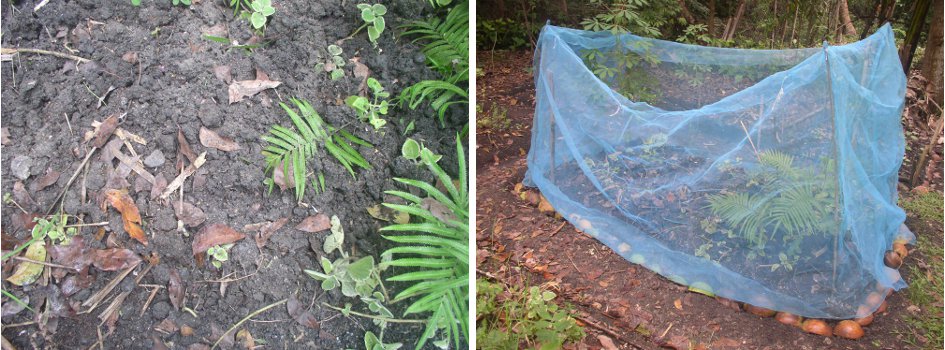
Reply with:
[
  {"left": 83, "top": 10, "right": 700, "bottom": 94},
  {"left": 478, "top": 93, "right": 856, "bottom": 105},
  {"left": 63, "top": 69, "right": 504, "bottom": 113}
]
[
  {"left": 13, "top": 181, "right": 35, "bottom": 209},
  {"left": 192, "top": 223, "right": 246, "bottom": 255},
  {"left": 104, "top": 189, "right": 148, "bottom": 246},
  {"left": 598, "top": 335, "right": 618, "bottom": 350},
  {"left": 177, "top": 129, "right": 197, "bottom": 165},
  {"left": 93, "top": 248, "right": 142, "bottom": 271},
  {"left": 155, "top": 318, "right": 179, "bottom": 334},
  {"left": 150, "top": 173, "right": 168, "bottom": 200},
  {"left": 30, "top": 168, "right": 61, "bottom": 192},
  {"left": 350, "top": 57, "right": 371, "bottom": 95},
  {"left": 287, "top": 294, "right": 319, "bottom": 330},
  {"left": 272, "top": 160, "right": 294, "bottom": 190},
  {"left": 254, "top": 217, "right": 288, "bottom": 250},
  {"left": 168, "top": 270, "right": 184, "bottom": 311},
  {"left": 213, "top": 65, "right": 232, "bottom": 84},
  {"left": 173, "top": 201, "right": 207, "bottom": 227},
  {"left": 91, "top": 114, "right": 119, "bottom": 148},
  {"left": 199, "top": 127, "right": 241, "bottom": 152},
  {"left": 228, "top": 79, "right": 281, "bottom": 104},
  {"left": 49, "top": 236, "right": 93, "bottom": 271},
  {"left": 294, "top": 214, "right": 330, "bottom": 233},
  {"left": 236, "top": 328, "right": 255, "bottom": 349}
]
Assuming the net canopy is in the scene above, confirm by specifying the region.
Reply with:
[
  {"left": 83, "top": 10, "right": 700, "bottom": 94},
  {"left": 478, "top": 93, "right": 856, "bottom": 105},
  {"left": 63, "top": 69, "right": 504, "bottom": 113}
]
[{"left": 524, "top": 23, "right": 912, "bottom": 319}]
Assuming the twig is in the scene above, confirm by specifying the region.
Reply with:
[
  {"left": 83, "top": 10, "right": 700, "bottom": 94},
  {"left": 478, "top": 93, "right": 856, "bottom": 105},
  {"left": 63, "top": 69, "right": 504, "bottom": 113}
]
[
  {"left": 335, "top": 23, "right": 369, "bottom": 45},
  {"left": 160, "top": 152, "right": 207, "bottom": 199},
  {"left": 2, "top": 321, "right": 36, "bottom": 328},
  {"left": 200, "top": 270, "right": 257, "bottom": 284},
  {"left": 81, "top": 264, "right": 137, "bottom": 312},
  {"left": 12, "top": 256, "right": 77, "bottom": 271},
  {"left": 212, "top": 299, "right": 287, "bottom": 349},
  {"left": 98, "top": 291, "right": 130, "bottom": 326},
  {"left": 46, "top": 147, "right": 97, "bottom": 215},
  {"left": 550, "top": 222, "right": 567, "bottom": 237},
  {"left": 64, "top": 222, "right": 109, "bottom": 228},
  {"left": 911, "top": 115, "right": 944, "bottom": 187},
  {"left": 0, "top": 47, "right": 90, "bottom": 63},
  {"left": 139, "top": 286, "right": 162, "bottom": 317},
  {"left": 573, "top": 315, "right": 645, "bottom": 350},
  {"left": 63, "top": 113, "right": 73, "bottom": 136},
  {"left": 739, "top": 120, "right": 759, "bottom": 159},
  {"left": 321, "top": 303, "right": 426, "bottom": 324}
]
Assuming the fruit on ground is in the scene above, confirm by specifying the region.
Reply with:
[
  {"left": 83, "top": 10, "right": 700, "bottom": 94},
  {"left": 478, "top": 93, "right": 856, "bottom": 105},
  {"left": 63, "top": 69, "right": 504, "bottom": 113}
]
[
  {"left": 834, "top": 320, "right": 865, "bottom": 339},
  {"left": 884, "top": 250, "right": 903, "bottom": 268},
  {"left": 801, "top": 319, "right": 832, "bottom": 336},
  {"left": 775, "top": 312, "right": 803, "bottom": 327},
  {"left": 745, "top": 304, "right": 776, "bottom": 317}
]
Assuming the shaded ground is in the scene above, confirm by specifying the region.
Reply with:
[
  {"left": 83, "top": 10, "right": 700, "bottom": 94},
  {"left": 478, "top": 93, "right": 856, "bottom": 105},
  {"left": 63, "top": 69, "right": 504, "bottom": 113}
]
[
  {"left": 1, "top": 0, "right": 462, "bottom": 348},
  {"left": 476, "top": 49, "right": 944, "bottom": 349}
]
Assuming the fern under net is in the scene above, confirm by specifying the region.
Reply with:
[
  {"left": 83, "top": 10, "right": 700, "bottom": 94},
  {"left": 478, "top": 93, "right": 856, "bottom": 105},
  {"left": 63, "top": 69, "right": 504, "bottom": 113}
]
[{"left": 524, "top": 24, "right": 913, "bottom": 319}]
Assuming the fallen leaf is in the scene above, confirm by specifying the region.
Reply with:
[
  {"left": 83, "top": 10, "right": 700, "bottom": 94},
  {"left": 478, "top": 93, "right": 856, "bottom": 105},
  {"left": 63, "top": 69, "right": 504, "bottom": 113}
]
[
  {"left": 49, "top": 236, "right": 93, "bottom": 270},
  {"left": 150, "top": 173, "right": 168, "bottom": 200},
  {"left": 173, "top": 201, "right": 207, "bottom": 227},
  {"left": 61, "top": 271, "right": 93, "bottom": 296},
  {"left": 598, "top": 335, "right": 618, "bottom": 350},
  {"left": 199, "top": 127, "right": 241, "bottom": 152},
  {"left": 168, "top": 270, "right": 184, "bottom": 311},
  {"left": 366, "top": 205, "right": 410, "bottom": 224},
  {"left": 30, "top": 168, "right": 61, "bottom": 192},
  {"left": 177, "top": 129, "right": 197, "bottom": 165},
  {"left": 295, "top": 214, "right": 331, "bottom": 233},
  {"left": 12, "top": 181, "right": 35, "bottom": 209},
  {"left": 674, "top": 298, "right": 683, "bottom": 310},
  {"left": 236, "top": 328, "right": 255, "bottom": 349},
  {"left": 155, "top": 318, "right": 179, "bottom": 334},
  {"left": 151, "top": 335, "right": 171, "bottom": 350},
  {"left": 254, "top": 217, "right": 288, "bottom": 249},
  {"left": 93, "top": 248, "right": 142, "bottom": 271},
  {"left": 1, "top": 294, "right": 28, "bottom": 317},
  {"left": 422, "top": 197, "right": 457, "bottom": 224},
  {"left": 6, "top": 241, "right": 46, "bottom": 286},
  {"left": 121, "top": 51, "right": 138, "bottom": 64},
  {"left": 350, "top": 57, "right": 371, "bottom": 95},
  {"left": 104, "top": 189, "right": 148, "bottom": 246},
  {"left": 210, "top": 324, "right": 235, "bottom": 349},
  {"left": 228, "top": 79, "right": 281, "bottom": 104},
  {"left": 91, "top": 114, "right": 119, "bottom": 148},
  {"left": 192, "top": 223, "right": 246, "bottom": 255},
  {"left": 213, "top": 65, "right": 232, "bottom": 84},
  {"left": 272, "top": 160, "right": 294, "bottom": 190},
  {"left": 287, "top": 294, "right": 319, "bottom": 329}
]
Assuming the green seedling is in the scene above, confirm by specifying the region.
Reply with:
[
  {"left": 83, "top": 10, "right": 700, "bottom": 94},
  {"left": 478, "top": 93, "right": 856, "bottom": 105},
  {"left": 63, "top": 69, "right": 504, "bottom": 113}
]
[
  {"left": 345, "top": 78, "right": 390, "bottom": 129},
  {"left": 400, "top": 138, "right": 442, "bottom": 165},
  {"left": 172, "top": 0, "right": 191, "bottom": 5},
  {"left": 314, "top": 45, "right": 346, "bottom": 81},
  {"left": 207, "top": 243, "right": 234, "bottom": 268},
  {"left": 245, "top": 0, "right": 275, "bottom": 32},
  {"left": 203, "top": 35, "right": 265, "bottom": 54},
  {"left": 358, "top": 3, "right": 387, "bottom": 47}
]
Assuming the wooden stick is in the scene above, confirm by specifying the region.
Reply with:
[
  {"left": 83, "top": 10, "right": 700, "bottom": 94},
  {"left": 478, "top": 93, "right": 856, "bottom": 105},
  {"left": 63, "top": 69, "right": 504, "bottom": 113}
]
[
  {"left": 160, "top": 152, "right": 206, "bottom": 199},
  {"left": 0, "top": 47, "right": 90, "bottom": 63},
  {"left": 46, "top": 147, "right": 97, "bottom": 215},
  {"left": 911, "top": 115, "right": 944, "bottom": 187}
]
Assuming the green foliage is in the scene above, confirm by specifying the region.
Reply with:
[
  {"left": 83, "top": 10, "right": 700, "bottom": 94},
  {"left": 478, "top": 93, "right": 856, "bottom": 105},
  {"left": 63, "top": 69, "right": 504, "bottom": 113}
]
[
  {"left": 380, "top": 136, "right": 468, "bottom": 349},
  {"left": 477, "top": 279, "right": 585, "bottom": 349},
  {"left": 249, "top": 0, "right": 275, "bottom": 30},
  {"left": 363, "top": 331, "right": 402, "bottom": 350},
  {"left": 580, "top": 0, "right": 679, "bottom": 37},
  {"left": 357, "top": 3, "right": 388, "bottom": 47},
  {"left": 203, "top": 35, "right": 265, "bottom": 54},
  {"left": 676, "top": 24, "right": 710, "bottom": 44},
  {"left": 306, "top": 216, "right": 391, "bottom": 301},
  {"left": 261, "top": 97, "right": 373, "bottom": 202},
  {"left": 900, "top": 234, "right": 944, "bottom": 349},
  {"left": 398, "top": 2, "right": 469, "bottom": 127},
  {"left": 476, "top": 103, "right": 512, "bottom": 132},
  {"left": 477, "top": 18, "right": 535, "bottom": 50},
  {"left": 315, "top": 45, "right": 347, "bottom": 81},
  {"left": 899, "top": 191, "right": 944, "bottom": 223},
  {"left": 346, "top": 78, "right": 390, "bottom": 129},
  {"left": 705, "top": 151, "right": 838, "bottom": 250},
  {"left": 207, "top": 243, "right": 234, "bottom": 269},
  {"left": 401, "top": 138, "right": 421, "bottom": 160},
  {"left": 172, "top": 0, "right": 191, "bottom": 5}
]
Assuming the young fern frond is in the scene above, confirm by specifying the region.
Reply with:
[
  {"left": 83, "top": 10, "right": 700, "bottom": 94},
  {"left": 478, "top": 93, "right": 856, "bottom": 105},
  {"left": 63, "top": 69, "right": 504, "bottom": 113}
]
[
  {"left": 398, "top": 2, "right": 469, "bottom": 126},
  {"left": 261, "top": 98, "right": 373, "bottom": 202},
  {"left": 380, "top": 136, "right": 468, "bottom": 349}
]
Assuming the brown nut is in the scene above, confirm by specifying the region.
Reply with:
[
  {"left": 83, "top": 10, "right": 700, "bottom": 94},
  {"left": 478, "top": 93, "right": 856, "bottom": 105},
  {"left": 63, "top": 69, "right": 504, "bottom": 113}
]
[
  {"left": 834, "top": 320, "right": 865, "bottom": 339},
  {"left": 801, "top": 319, "right": 832, "bottom": 337}
]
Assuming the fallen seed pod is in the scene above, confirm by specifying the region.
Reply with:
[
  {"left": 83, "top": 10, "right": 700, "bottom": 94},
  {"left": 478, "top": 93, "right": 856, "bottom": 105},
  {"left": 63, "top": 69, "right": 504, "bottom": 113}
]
[
  {"left": 801, "top": 319, "right": 832, "bottom": 337},
  {"left": 892, "top": 242, "right": 908, "bottom": 258},
  {"left": 884, "top": 250, "right": 903, "bottom": 268},
  {"left": 834, "top": 320, "right": 865, "bottom": 339},
  {"left": 775, "top": 312, "right": 803, "bottom": 327},
  {"left": 854, "top": 313, "right": 874, "bottom": 326},
  {"left": 745, "top": 304, "right": 776, "bottom": 317}
]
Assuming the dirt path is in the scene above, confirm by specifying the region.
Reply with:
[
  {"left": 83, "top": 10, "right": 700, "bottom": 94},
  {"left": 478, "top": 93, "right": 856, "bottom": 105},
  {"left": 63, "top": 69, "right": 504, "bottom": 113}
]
[
  {"left": 1, "top": 0, "right": 463, "bottom": 348},
  {"left": 475, "top": 50, "right": 943, "bottom": 349}
]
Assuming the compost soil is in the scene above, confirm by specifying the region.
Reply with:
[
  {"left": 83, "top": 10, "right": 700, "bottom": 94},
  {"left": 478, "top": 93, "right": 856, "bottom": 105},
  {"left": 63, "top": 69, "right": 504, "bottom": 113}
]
[
  {"left": 476, "top": 49, "right": 942, "bottom": 349},
  {"left": 1, "top": 0, "right": 463, "bottom": 348}
]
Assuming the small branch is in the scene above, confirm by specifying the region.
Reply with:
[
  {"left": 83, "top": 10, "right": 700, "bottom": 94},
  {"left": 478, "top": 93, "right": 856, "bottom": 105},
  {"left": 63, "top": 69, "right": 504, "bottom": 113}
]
[
  {"left": 321, "top": 302, "right": 426, "bottom": 324},
  {"left": 160, "top": 152, "right": 207, "bottom": 199},
  {"left": 12, "top": 256, "right": 77, "bottom": 271},
  {"left": 335, "top": 23, "right": 369, "bottom": 45},
  {"left": 212, "top": 299, "right": 287, "bottom": 349},
  {"left": 0, "top": 47, "right": 90, "bottom": 63}
]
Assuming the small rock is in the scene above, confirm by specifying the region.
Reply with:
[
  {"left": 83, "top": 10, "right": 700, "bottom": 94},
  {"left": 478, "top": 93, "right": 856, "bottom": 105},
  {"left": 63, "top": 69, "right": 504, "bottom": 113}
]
[
  {"left": 11, "top": 156, "right": 32, "bottom": 180},
  {"left": 144, "top": 149, "right": 166, "bottom": 168}
]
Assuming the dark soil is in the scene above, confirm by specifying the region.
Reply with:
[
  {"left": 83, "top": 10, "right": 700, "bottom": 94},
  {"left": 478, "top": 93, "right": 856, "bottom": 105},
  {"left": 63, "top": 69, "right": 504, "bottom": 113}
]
[
  {"left": 1, "top": 0, "right": 463, "bottom": 348},
  {"left": 476, "top": 49, "right": 944, "bottom": 349}
]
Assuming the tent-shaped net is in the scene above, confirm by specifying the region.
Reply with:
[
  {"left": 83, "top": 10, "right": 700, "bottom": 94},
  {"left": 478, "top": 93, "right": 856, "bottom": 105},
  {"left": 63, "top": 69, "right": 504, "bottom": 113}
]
[{"left": 524, "top": 23, "right": 912, "bottom": 319}]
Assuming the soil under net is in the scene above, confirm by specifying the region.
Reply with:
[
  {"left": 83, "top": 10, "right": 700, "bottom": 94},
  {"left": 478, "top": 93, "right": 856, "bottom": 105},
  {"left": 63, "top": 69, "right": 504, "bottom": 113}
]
[{"left": 524, "top": 23, "right": 913, "bottom": 319}]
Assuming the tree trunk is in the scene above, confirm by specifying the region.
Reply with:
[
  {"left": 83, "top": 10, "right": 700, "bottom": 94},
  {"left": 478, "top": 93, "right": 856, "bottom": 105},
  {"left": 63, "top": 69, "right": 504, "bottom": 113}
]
[
  {"left": 922, "top": 0, "right": 943, "bottom": 106},
  {"left": 708, "top": 0, "right": 716, "bottom": 36},
  {"left": 559, "top": 0, "right": 568, "bottom": 20},
  {"left": 839, "top": 0, "right": 857, "bottom": 36},
  {"left": 899, "top": 0, "right": 932, "bottom": 74},
  {"left": 677, "top": 0, "right": 696, "bottom": 24},
  {"left": 831, "top": 0, "right": 842, "bottom": 41},
  {"left": 725, "top": 0, "right": 747, "bottom": 41}
]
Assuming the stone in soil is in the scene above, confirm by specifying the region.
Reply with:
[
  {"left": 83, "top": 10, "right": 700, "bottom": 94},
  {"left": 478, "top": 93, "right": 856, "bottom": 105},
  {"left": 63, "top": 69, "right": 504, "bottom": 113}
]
[
  {"left": 10, "top": 155, "right": 31, "bottom": 180},
  {"left": 144, "top": 149, "right": 166, "bottom": 168}
]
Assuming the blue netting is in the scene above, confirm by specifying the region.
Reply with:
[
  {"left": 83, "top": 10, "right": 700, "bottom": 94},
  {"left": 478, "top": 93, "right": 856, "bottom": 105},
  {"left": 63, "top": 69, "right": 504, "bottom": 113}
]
[{"left": 524, "top": 23, "right": 913, "bottom": 319}]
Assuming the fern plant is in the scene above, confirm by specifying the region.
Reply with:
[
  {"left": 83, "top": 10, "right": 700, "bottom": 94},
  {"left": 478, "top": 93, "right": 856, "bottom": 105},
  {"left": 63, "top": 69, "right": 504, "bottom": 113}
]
[
  {"left": 706, "top": 151, "right": 838, "bottom": 250},
  {"left": 398, "top": 2, "right": 469, "bottom": 126},
  {"left": 261, "top": 98, "right": 373, "bottom": 202},
  {"left": 379, "top": 136, "right": 468, "bottom": 349}
]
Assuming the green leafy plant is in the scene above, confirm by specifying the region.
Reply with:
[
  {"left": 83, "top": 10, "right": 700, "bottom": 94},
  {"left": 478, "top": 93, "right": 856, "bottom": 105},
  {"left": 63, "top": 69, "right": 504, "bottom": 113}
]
[
  {"left": 400, "top": 138, "right": 442, "bottom": 164},
  {"left": 345, "top": 78, "right": 390, "bottom": 129},
  {"left": 315, "top": 45, "right": 346, "bottom": 81},
  {"left": 306, "top": 216, "right": 390, "bottom": 300},
  {"left": 363, "top": 331, "right": 402, "bottom": 350},
  {"left": 398, "top": 2, "right": 469, "bottom": 126},
  {"left": 203, "top": 35, "right": 265, "bottom": 54},
  {"left": 357, "top": 3, "right": 387, "bottom": 47},
  {"left": 247, "top": 0, "right": 275, "bottom": 31},
  {"left": 378, "top": 136, "right": 468, "bottom": 349},
  {"left": 705, "top": 151, "right": 838, "bottom": 250},
  {"left": 207, "top": 243, "right": 234, "bottom": 268},
  {"left": 476, "top": 279, "right": 585, "bottom": 349},
  {"left": 261, "top": 97, "right": 373, "bottom": 201}
]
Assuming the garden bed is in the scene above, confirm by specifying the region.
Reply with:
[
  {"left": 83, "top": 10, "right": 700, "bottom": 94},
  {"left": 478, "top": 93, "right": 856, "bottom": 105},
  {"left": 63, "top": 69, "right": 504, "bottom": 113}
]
[{"left": 1, "top": 0, "right": 463, "bottom": 348}]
